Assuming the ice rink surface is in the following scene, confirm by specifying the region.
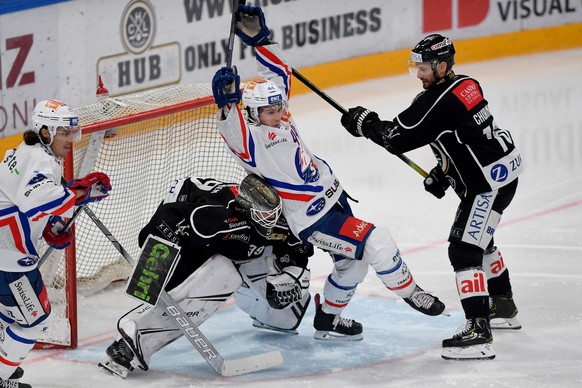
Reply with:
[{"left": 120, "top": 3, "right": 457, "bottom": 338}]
[{"left": 23, "top": 48, "right": 582, "bottom": 387}]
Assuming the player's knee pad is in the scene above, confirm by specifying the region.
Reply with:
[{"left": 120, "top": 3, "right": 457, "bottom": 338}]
[
  {"left": 455, "top": 267, "right": 489, "bottom": 302},
  {"left": 330, "top": 256, "right": 369, "bottom": 285},
  {"left": 362, "top": 227, "right": 400, "bottom": 271},
  {"left": 361, "top": 228, "right": 415, "bottom": 297},
  {"left": 482, "top": 246, "right": 508, "bottom": 279}
]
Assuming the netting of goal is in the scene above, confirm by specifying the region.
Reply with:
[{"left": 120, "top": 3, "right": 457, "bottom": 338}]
[{"left": 38, "top": 83, "right": 246, "bottom": 348}]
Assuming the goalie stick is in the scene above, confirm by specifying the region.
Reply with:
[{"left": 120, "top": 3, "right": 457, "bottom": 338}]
[
  {"left": 80, "top": 204, "right": 283, "bottom": 376},
  {"left": 291, "top": 68, "right": 429, "bottom": 179}
]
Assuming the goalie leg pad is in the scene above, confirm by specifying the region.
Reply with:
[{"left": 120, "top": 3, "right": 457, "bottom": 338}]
[
  {"left": 101, "top": 254, "right": 242, "bottom": 376},
  {"left": 249, "top": 292, "right": 311, "bottom": 333},
  {"left": 236, "top": 258, "right": 311, "bottom": 332}
]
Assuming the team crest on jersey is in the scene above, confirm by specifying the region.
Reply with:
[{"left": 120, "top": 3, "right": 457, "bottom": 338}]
[
  {"left": 175, "top": 218, "right": 190, "bottom": 236},
  {"left": 306, "top": 197, "right": 326, "bottom": 216},
  {"left": 18, "top": 257, "right": 38, "bottom": 267},
  {"left": 28, "top": 172, "right": 47, "bottom": 185}
]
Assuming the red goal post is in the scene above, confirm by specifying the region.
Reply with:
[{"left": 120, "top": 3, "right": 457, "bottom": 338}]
[{"left": 37, "top": 83, "right": 245, "bottom": 348}]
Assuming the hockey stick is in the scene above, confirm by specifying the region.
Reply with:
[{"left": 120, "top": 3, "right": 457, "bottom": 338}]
[
  {"left": 225, "top": 0, "right": 241, "bottom": 68},
  {"left": 80, "top": 204, "right": 283, "bottom": 376},
  {"left": 38, "top": 206, "right": 84, "bottom": 267},
  {"left": 291, "top": 68, "right": 429, "bottom": 178}
]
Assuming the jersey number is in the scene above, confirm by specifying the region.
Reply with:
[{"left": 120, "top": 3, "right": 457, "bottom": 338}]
[
  {"left": 483, "top": 121, "right": 513, "bottom": 152},
  {"left": 248, "top": 244, "right": 265, "bottom": 258}
]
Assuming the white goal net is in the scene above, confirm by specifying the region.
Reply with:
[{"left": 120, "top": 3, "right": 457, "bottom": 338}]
[{"left": 38, "top": 83, "right": 245, "bottom": 348}]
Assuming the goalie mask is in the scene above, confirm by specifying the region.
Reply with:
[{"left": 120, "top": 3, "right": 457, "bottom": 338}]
[
  {"left": 236, "top": 174, "right": 282, "bottom": 238},
  {"left": 408, "top": 34, "right": 455, "bottom": 78},
  {"left": 32, "top": 100, "right": 81, "bottom": 145},
  {"left": 242, "top": 79, "right": 285, "bottom": 125}
]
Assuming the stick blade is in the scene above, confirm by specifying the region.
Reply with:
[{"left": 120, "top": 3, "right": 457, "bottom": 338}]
[{"left": 221, "top": 350, "right": 283, "bottom": 376}]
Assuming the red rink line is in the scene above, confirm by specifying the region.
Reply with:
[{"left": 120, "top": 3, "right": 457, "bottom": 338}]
[{"left": 402, "top": 198, "right": 582, "bottom": 256}]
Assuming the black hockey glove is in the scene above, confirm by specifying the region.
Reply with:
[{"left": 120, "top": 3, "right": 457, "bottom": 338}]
[
  {"left": 235, "top": 5, "right": 270, "bottom": 47},
  {"left": 341, "top": 106, "right": 379, "bottom": 138},
  {"left": 423, "top": 166, "right": 450, "bottom": 199},
  {"left": 212, "top": 66, "right": 241, "bottom": 109},
  {"left": 266, "top": 265, "right": 310, "bottom": 309}
]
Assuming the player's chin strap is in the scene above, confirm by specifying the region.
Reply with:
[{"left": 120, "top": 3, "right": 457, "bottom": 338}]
[{"left": 80, "top": 204, "right": 283, "bottom": 376}]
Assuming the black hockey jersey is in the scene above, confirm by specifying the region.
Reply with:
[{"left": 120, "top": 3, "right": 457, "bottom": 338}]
[
  {"left": 366, "top": 72, "right": 523, "bottom": 198},
  {"left": 138, "top": 177, "right": 308, "bottom": 289}
]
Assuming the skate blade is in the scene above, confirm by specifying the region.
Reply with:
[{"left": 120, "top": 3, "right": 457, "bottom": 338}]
[
  {"left": 252, "top": 321, "right": 298, "bottom": 335},
  {"left": 314, "top": 330, "right": 363, "bottom": 341},
  {"left": 491, "top": 316, "right": 522, "bottom": 330},
  {"left": 99, "top": 359, "right": 129, "bottom": 378},
  {"left": 441, "top": 343, "right": 495, "bottom": 360}
]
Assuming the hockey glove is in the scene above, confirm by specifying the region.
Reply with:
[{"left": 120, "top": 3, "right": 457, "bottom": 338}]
[
  {"left": 341, "top": 106, "right": 379, "bottom": 138},
  {"left": 235, "top": 5, "right": 270, "bottom": 47},
  {"left": 423, "top": 166, "right": 450, "bottom": 199},
  {"left": 68, "top": 171, "right": 111, "bottom": 206},
  {"left": 274, "top": 237, "right": 314, "bottom": 269},
  {"left": 43, "top": 216, "right": 74, "bottom": 249},
  {"left": 266, "top": 265, "right": 310, "bottom": 309},
  {"left": 212, "top": 66, "right": 241, "bottom": 109}
]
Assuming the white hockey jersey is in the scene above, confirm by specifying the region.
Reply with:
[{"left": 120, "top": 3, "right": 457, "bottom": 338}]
[
  {"left": 0, "top": 142, "right": 76, "bottom": 271},
  {"left": 217, "top": 43, "right": 342, "bottom": 236}
]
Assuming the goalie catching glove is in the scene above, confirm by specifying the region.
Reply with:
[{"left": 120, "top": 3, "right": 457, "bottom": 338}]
[
  {"left": 43, "top": 215, "right": 74, "bottom": 249},
  {"left": 212, "top": 66, "right": 241, "bottom": 109},
  {"left": 235, "top": 5, "right": 270, "bottom": 47},
  {"left": 68, "top": 171, "right": 111, "bottom": 206},
  {"left": 266, "top": 262, "right": 310, "bottom": 310}
]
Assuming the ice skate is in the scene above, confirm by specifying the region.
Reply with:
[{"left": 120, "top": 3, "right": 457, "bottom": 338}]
[
  {"left": 0, "top": 375, "right": 31, "bottom": 388},
  {"left": 490, "top": 295, "right": 521, "bottom": 330},
  {"left": 252, "top": 318, "right": 298, "bottom": 335},
  {"left": 98, "top": 339, "right": 135, "bottom": 378},
  {"left": 0, "top": 367, "right": 28, "bottom": 387},
  {"left": 313, "top": 293, "right": 363, "bottom": 341},
  {"left": 441, "top": 316, "right": 495, "bottom": 360},
  {"left": 8, "top": 368, "right": 23, "bottom": 380},
  {"left": 403, "top": 285, "right": 448, "bottom": 316},
  {"left": 99, "top": 320, "right": 150, "bottom": 378}
]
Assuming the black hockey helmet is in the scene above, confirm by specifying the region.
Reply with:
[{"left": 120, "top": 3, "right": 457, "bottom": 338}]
[
  {"left": 235, "top": 174, "right": 282, "bottom": 238},
  {"left": 409, "top": 34, "right": 456, "bottom": 75}
]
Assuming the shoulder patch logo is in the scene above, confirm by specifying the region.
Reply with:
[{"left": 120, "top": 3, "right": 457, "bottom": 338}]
[{"left": 452, "top": 80, "right": 483, "bottom": 110}]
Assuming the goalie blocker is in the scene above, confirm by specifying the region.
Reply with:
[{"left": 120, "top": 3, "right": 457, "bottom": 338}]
[{"left": 126, "top": 235, "right": 181, "bottom": 307}]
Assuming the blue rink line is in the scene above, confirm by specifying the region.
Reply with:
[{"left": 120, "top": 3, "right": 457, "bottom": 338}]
[{"left": 64, "top": 294, "right": 461, "bottom": 381}]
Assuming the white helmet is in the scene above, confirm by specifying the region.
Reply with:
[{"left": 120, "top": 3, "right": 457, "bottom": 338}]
[
  {"left": 32, "top": 99, "right": 81, "bottom": 143},
  {"left": 242, "top": 79, "right": 285, "bottom": 124}
]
